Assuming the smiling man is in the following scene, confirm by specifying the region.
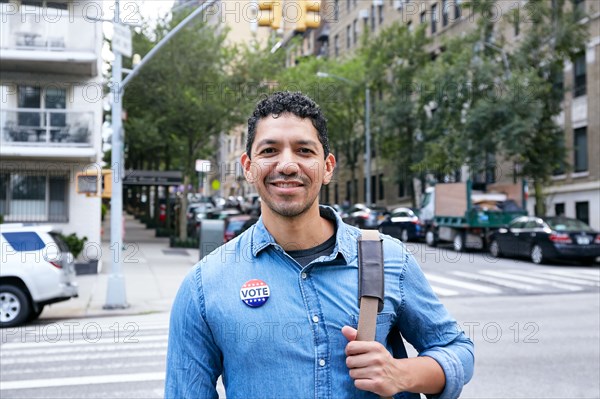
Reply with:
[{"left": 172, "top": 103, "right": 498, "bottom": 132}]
[{"left": 165, "top": 92, "right": 474, "bottom": 399}]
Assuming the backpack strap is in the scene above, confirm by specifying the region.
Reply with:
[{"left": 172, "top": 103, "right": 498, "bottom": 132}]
[
  {"left": 357, "top": 230, "right": 394, "bottom": 399},
  {"left": 357, "top": 229, "right": 384, "bottom": 341}
]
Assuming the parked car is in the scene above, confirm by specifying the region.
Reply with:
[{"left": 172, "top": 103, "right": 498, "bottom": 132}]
[
  {"left": 224, "top": 215, "right": 258, "bottom": 242},
  {"left": 187, "top": 203, "right": 215, "bottom": 237},
  {"left": 378, "top": 207, "right": 424, "bottom": 242},
  {"left": 343, "top": 204, "right": 389, "bottom": 229},
  {"left": 489, "top": 216, "right": 600, "bottom": 265},
  {"left": 1, "top": 224, "right": 79, "bottom": 327}
]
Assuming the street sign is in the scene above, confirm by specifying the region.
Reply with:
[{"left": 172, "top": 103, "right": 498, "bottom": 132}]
[
  {"left": 196, "top": 159, "right": 211, "bottom": 172},
  {"left": 113, "top": 23, "right": 132, "bottom": 57}
]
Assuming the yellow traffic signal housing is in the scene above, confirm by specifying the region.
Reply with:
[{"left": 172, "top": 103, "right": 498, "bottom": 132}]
[
  {"left": 295, "top": 0, "right": 321, "bottom": 32},
  {"left": 101, "top": 169, "right": 112, "bottom": 199},
  {"left": 258, "top": 0, "right": 283, "bottom": 30},
  {"left": 76, "top": 169, "right": 112, "bottom": 198},
  {"left": 76, "top": 170, "right": 100, "bottom": 196}
]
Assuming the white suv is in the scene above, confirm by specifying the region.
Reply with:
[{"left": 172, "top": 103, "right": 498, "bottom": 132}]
[{"left": 1, "top": 224, "right": 78, "bottom": 327}]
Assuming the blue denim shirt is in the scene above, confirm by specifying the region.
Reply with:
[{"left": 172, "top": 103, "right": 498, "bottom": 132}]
[{"left": 165, "top": 207, "right": 474, "bottom": 399}]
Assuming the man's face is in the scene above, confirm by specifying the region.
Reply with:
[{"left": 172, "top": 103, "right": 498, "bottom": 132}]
[{"left": 241, "top": 113, "right": 336, "bottom": 219}]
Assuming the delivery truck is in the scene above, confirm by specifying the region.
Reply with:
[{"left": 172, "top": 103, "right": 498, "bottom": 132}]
[{"left": 421, "top": 180, "right": 528, "bottom": 251}]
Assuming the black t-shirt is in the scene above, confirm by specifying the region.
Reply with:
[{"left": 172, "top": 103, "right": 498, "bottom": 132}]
[{"left": 286, "top": 207, "right": 337, "bottom": 267}]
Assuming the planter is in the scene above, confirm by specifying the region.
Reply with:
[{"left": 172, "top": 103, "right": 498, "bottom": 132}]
[{"left": 75, "top": 259, "right": 99, "bottom": 275}]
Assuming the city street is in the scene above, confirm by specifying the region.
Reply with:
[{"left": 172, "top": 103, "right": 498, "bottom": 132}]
[{"left": 1, "top": 240, "right": 598, "bottom": 398}]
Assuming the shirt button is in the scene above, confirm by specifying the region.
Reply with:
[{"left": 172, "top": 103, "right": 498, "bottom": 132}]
[
  {"left": 319, "top": 359, "right": 326, "bottom": 367},
  {"left": 312, "top": 315, "right": 319, "bottom": 323},
  {"left": 301, "top": 273, "right": 308, "bottom": 279}
]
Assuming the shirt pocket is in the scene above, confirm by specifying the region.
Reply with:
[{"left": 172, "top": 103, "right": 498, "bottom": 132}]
[{"left": 350, "top": 312, "right": 394, "bottom": 344}]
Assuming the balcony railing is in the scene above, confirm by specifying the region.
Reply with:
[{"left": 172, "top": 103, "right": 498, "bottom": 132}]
[
  {"left": 1, "top": 109, "right": 94, "bottom": 146},
  {"left": 0, "top": 9, "right": 97, "bottom": 52}
]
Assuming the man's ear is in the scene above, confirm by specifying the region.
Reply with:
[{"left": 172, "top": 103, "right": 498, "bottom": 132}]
[
  {"left": 240, "top": 152, "right": 254, "bottom": 183},
  {"left": 323, "top": 153, "right": 336, "bottom": 185}
]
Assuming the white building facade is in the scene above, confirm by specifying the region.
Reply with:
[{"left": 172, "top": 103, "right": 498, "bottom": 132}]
[{"left": 1, "top": 0, "right": 104, "bottom": 245}]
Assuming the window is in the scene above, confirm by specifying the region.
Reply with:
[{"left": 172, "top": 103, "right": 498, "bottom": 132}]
[
  {"left": 21, "top": 0, "right": 68, "bottom": 10},
  {"left": 454, "top": 0, "right": 461, "bottom": 20},
  {"left": 575, "top": 201, "right": 589, "bottom": 225},
  {"left": 420, "top": 11, "right": 426, "bottom": 24},
  {"left": 552, "top": 67, "right": 564, "bottom": 98},
  {"left": 346, "top": 0, "right": 350, "bottom": 13},
  {"left": 378, "top": 4, "right": 383, "bottom": 25},
  {"left": 572, "top": 0, "right": 585, "bottom": 15},
  {"left": 513, "top": 9, "right": 520, "bottom": 36},
  {"left": 353, "top": 19, "right": 358, "bottom": 45},
  {"left": 346, "top": 180, "right": 351, "bottom": 201},
  {"left": 573, "top": 53, "right": 586, "bottom": 97},
  {"left": 17, "top": 85, "right": 66, "bottom": 128},
  {"left": 442, "top": 0, "right": 448, "bottom": 26},
  {"left": 371, "top": 5, "right": 375, "bottom": 30},
  {"left": 378, "top": 174, "right": 384, "bottom": 200},
  {"left": 334, "top": 0, "right": 339, "bottom": 20},
  {"left": 431, "top": 4, "right": 437, "bottom": 34},
  {"left": 397, "top": 179, "right": 405, "bottom": 198},
  {"left": 346, "top": 25, "right": 351, "bottom": 49},
  {"left": 554, "top": 203, "right": 565, "bottom": 217},
  {"left": 334, "top": 34, "right": 339, "bottom": 57},
  {"left": 574, "top": 127, "right": 588, "bottom": 172},
  {"left": 371, "top": 175, "right": 377, "bottom": 203},
  {"left": 1, "top": 170, "right": 68, "bottom": 222},
  {"left": 407, "top": 20, "right": 412, "bottom": 32}
]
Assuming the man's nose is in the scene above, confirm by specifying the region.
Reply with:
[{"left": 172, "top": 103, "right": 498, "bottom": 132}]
[{"left": 275, "top": 150, "right": 300, "bottom": 176}]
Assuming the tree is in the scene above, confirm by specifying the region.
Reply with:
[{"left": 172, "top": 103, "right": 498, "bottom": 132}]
[
  {"left": 505, "top": 0, "right": 588, "bottom": 216},
  {"left": 123, "top": 11, "right": 284, "bottom": 239},
  {"left": 363, "top": 23, "right": 429, "bottom": 207},
  {"left": 276, "top": 53, "right": 367, "bottom": 204}
]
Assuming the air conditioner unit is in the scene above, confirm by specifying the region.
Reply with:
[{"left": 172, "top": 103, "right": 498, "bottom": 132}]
[
  {"left": 373, "top": 0, "right": 383, "bottom": 6},
  {"left": 393, "top": 0, "right": 403, "bottom": 10},
  {"left": 359, "top": 9, "right": 369, "bottom": 19}
]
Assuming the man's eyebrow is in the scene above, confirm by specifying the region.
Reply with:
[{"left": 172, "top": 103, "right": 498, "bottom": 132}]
[
  {"left": 255, "top": 139, "right": 278, "bottom": 148},
  {"left": 295, "top": 139, "right": 319, "bottom": 147}
]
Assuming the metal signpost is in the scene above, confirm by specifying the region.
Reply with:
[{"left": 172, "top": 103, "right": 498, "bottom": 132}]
[{"left": 104, "top": 0, "right": 218, "bottom": 309}]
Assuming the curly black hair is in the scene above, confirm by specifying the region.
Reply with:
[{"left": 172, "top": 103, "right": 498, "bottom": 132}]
[{"left": 246, "top": 91, "right": 329, "bottom": 159}]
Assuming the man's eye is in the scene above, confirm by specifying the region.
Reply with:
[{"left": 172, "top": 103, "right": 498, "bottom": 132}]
[
  {"left": 299, "top": 148, "right": 313, "bottom": 154},
  {"left": 260, "top": 148, "right": 275, "bottom": 154}
]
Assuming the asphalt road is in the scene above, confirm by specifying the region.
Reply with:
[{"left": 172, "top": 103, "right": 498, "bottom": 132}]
[{"left": 0, "top": 244, "right": 598, "bottom": 398}]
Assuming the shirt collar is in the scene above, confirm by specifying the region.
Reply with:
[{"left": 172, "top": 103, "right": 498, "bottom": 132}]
[{"left": 249, "top": 205, "right": 361, "bottom": 265}]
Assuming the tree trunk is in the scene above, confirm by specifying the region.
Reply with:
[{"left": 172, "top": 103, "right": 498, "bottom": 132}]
[
  {"left": 179, "top": 175, "right": 189, "bottom": 240},
  {"left": 533, "top": 179, "right": 546, "bottom": 217}
]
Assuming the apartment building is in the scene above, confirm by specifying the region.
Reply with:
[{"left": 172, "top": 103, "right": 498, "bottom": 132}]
[
  {"left": 1, "top": 0, "right": 104, "bottom": 244},
  {"left": 293, "top": 0, "right": 599, "bottom": 229}
]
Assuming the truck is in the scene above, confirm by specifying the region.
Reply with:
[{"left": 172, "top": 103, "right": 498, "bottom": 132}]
[{"left": 420, "top": 180, "right": 528, "bottom": 251}]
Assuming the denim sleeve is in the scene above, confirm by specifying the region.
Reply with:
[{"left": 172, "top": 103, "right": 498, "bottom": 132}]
[
  {"left": 165, "top": 266, "right": 223, "bottom": 399},
  {"left": 396, "top": 253, "right": 474, "bottom": 399}
]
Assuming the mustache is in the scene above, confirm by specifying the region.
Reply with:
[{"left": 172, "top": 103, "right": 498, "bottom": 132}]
[{"left": 265, "top": 174, "right": 308, "bottom": 184}]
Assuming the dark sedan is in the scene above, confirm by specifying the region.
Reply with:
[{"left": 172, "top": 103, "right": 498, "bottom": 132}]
[
  {"left": 489, "top": 216, "right": 600, "bottom": 265},
  {"left": 343, "top": 204, "right": 389, "bottom": 229},
  {"left": 378, "top": 207, "right": 424, "bottom": 242}
]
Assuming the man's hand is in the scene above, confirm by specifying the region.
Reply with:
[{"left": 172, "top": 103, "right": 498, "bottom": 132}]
[
  {"left": 342, "top": 326, "right": 447, "bottom": 396},
  {"left": 342, "top": 325, "right": 405, "bottom": 396}
]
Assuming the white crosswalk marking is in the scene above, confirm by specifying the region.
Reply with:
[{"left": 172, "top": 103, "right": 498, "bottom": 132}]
[
  {"left": 425, "top": 273, "right": 502, "bottom": 294},
  {"left": 509, "top": 270, "right": 600, "bottom": 287},
  {"left": 480, "top": 270, "right": 584, "bottom": 291},
  {"left": 544, "top": 269, "right": 600, "bottom": 283},
  {"left": 0, "top": 315, "right": 170, "bottom": 397},
  {"left": 430, "top": 285, "right": 460, "bottom": 296},
  {"left": 0, "top": 372, "right": 165, "bottom": 390},
  {"left": 450, "top": 271, "right": 539, "bottom": 291}
]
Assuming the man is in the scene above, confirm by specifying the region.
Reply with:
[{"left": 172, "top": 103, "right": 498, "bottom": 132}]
[{"left": 165, "top": 91, "right": 474, "bottom": 399}]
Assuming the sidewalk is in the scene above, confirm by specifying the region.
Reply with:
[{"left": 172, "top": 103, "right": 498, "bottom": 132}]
[{"left": 41, "top": 213, "right": 198, "bottom": 320}]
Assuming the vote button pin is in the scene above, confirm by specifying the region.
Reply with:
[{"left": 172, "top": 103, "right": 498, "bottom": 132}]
[{"left": 240, "top": 279, "right": 270, "bottom": 308}]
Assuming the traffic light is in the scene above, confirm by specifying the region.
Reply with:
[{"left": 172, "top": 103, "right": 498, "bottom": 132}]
[
  {"left": 75, "top": 169, "right": 112, "bottom": 198},
  {"left": 76, "top": 170, "right": 100, "bottom": 195},
  {"left": 258, "top": 0, "right": 283, "bottom": 30},
  {"left": 295, "top": 0, "right": 321, "bottom": 32}
]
